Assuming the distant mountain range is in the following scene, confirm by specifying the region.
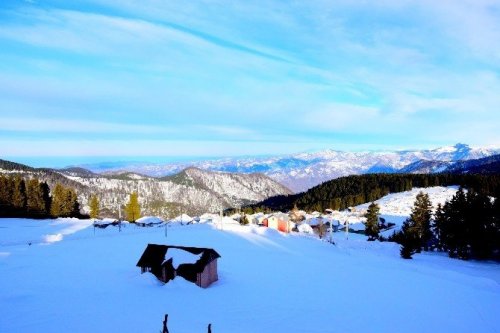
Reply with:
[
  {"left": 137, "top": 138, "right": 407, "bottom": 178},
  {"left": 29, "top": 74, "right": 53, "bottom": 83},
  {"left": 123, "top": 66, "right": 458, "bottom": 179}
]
[
  {"left": 2, "top": 143, "right": 499, "bottom": 217},
  {"left": 0, "top": 160, "right": 291, "bottom": 217},
  {"left": 76, "top": 143, "right": 500, "bottom": 192}
]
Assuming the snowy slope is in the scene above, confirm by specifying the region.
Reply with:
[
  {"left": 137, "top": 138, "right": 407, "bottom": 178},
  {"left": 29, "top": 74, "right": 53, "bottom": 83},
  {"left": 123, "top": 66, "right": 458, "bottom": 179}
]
[
  {"left": 0, "top": 219, "right": 498, "bottom": 333},
  {"left": 79, "top": 143, "right": 500, "bottom": 192},
  {"left": 353, "top": 186, "right": 461, "bottom": 235}
]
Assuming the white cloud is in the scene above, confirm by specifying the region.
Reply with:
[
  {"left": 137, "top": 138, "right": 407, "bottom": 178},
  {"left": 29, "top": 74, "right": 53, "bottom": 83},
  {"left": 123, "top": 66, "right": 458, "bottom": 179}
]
[{"left": 1, "top": 1, "right": 499, "bottom": 153}]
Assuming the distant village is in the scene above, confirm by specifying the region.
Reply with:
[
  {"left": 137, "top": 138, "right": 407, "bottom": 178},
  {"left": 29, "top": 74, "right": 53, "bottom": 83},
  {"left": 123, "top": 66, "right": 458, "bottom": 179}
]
[{"left": 92, "top": 206, "right": 379, "bottom": 239}]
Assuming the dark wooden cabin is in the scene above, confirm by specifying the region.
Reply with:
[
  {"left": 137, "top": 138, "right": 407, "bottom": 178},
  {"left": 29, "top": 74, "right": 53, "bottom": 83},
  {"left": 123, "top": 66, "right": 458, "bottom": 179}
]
[{"left": 136, "top": 244, "right": 220, "bottom": 288}]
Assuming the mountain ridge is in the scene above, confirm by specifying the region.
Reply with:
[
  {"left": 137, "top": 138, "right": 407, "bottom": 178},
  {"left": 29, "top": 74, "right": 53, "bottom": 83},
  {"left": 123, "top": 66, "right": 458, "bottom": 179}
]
[
  {"left": 72, "top": 143, "right": 500, "bottom": 192},
  {"left": 0, "top": 160, "right": 291, "bottom": 217}
]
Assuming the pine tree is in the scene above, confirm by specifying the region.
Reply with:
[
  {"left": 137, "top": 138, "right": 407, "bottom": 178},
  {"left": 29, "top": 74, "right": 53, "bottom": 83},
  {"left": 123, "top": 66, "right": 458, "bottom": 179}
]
[
  {"left": 50, "top": 183, "right": 65, "bottom": 217},
  {"left": 0, "top": 175, "right": 13, "bottom": 213},
  {"left": 67, "top": 188, "right": 80, "bottom": 217},
  {"left": 50, "top": 184, "right": 80, "bottom": 218},
  {"left": 364, "top": 202, "right": 380, "bottom": 240},
  {"left": 126, "top": 192, "right": 141, "bottom": 222},
  {"left": 400, "top": 218, "right": 419, "bottom": 259},
  {"left": 467, "top": 190, "right": 494, "bottom": 259},
  {"left": 399, "top": 192, "right": 433, "bottom": 258},
  {"left": 493, "top": 197, "right": 500, "bottom": 256},
  {"left": 411, "top": 192, "right": 433, "bottom": 252},
  {"left": 26, "top": 178, "right": 48, "bottom": 216},
  {"left": 12, "top": 175, "right": 27, "bottom": 211},
  {"left": 89, "top": 194, "right": 100, "bottom": 219},
  {"left": 432, "top": 203, "right": 446, "bottom": 251},
  {"left": 40, "top": 182, "right": 51, "bottom": 215},
  {"left": 445, "top": 188, "right": 468, "bottom": 259}
]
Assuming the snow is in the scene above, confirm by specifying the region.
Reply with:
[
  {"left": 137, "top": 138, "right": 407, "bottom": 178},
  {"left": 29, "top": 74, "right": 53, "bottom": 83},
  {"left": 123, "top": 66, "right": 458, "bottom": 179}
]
[
  {"left": 136, "top": 216, "right": 164, "bottom": 224},
  {"left": 297, "top": 223, "right": 313, "bottom": 234},
  {"left": 93, "top": 218, "right": 118, "bottom": 225},
  {"left": 170, "top": 214, "right": 193, "bottom": 223},
  {"left": 165, "top": 248, "right": 202, "bottom": 269},
  {"left": 356, "top": 186, "right": 461, "bottom": 217},
  {"left": 0, "top": 217, "right": 499, "bottom": 333},
  {"left": 0, "top": 218, "right": 94, "bottom": 246}
]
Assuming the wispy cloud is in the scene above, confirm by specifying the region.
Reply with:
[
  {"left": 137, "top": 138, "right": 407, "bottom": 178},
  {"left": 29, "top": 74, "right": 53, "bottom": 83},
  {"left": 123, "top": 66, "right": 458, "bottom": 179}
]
[{"left": 0, "top": 0, "right": 499, "bottom": 160}]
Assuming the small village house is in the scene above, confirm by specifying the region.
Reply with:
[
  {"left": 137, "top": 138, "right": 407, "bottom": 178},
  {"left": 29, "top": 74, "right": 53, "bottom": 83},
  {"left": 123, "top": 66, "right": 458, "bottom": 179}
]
[
  {"left": 263, "top": 213, "right": 295, "bottom": 233},
  {"left": 136, "top": 244, "right": 221, "bottom": 288}
]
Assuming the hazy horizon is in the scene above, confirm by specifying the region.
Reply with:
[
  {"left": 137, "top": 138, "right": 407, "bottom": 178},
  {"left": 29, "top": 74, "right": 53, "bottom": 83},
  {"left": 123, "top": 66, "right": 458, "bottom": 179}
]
[{"left": 4, "top": 142, "right": 499, "bottom": 169}]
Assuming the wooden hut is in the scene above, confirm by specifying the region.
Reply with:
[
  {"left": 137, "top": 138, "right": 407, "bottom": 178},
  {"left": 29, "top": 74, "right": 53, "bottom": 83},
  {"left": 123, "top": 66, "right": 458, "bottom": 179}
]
[{"left": 136, "top": 244, "right": 220, "bottom": 288}]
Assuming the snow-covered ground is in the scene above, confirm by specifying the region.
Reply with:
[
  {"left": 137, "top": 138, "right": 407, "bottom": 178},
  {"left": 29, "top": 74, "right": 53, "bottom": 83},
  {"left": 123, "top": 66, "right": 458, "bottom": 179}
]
[
  {"left": 0, "top": 216, "right": 499, "bottom": 333},
  {"left": 0, "top": 218, "right": 94, "bottom": 246}
]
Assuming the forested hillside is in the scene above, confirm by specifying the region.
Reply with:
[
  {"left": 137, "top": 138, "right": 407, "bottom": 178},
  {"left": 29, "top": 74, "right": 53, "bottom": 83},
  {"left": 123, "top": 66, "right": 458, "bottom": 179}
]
[
  {"left": 241, "top": 173, "right": 500, "bottom": 213},
  {"left": 0, "top": 159, "right": 291, "bottom": 217}
]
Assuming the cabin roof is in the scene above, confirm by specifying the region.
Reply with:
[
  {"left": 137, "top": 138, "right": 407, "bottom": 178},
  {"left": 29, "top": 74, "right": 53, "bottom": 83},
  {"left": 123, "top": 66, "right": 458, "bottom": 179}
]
[{"left": 136, "top": 244, "right": 220, "bottom": 274}]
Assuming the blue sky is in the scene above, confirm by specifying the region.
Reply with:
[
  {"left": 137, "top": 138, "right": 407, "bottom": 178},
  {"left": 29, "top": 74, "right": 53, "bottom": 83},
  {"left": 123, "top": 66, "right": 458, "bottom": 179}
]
[{"left": 1, "top": 0, "right": 500, "bottom": 166}]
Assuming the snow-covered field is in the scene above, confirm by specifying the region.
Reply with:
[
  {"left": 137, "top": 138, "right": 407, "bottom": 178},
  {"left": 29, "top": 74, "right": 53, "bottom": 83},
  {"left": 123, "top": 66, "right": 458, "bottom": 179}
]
[{"left": 0, "top": 215, "right": 499, "bottom": 333}]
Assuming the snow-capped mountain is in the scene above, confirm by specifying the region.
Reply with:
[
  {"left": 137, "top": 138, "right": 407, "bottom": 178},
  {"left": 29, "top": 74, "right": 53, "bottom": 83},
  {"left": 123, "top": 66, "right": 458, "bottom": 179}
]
[
  {"left": 397, "top": 160, "right": 453, "bottom": 174},
  {"left": 79, "top": 143, "right": 500, "bottom": 193},
  {"left": 0, "top": 160, "right": 291, "bottom": 216}
]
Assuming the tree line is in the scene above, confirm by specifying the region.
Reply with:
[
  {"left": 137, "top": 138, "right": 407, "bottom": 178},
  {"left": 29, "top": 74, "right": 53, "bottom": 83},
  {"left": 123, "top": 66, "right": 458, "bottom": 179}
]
[
  {"left": 0, "top": 174, "right": 83, "bottom": 218},
  {"left": 237, "top": 173, "right": 500, "bottom": 214},
  {"left": 376, "top": 190, "right": 500, "bottom": 261}
]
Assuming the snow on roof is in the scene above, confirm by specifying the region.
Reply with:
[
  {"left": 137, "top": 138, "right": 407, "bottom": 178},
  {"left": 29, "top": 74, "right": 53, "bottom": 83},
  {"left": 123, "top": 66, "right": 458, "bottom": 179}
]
[
  {"left": 306, "top": 217, "right": 324, "bottom": 226},
  {"left": 136, "top": 216, "right": 164, "bottom": 224},
  {"left": 93, "top": 218, "right": 118, "bottom": 225},
  {"left": 217, "top": 216, "right": 240, "bottom": 224},
  {"left": 298, "top": 223, "right": 313, "bottom": 234},
  {"left": 171, "top": 214, "right": 193, "bottom": 223},
  {"left": 164, "top": 248, "right": 202, "bottom": 269},
  {"left": 269, "top": 213, "right": 289, "bottom": 221}
]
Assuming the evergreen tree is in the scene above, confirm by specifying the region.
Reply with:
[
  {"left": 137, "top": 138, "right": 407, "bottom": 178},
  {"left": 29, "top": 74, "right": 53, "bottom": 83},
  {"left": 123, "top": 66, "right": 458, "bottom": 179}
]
[
  {"left": 444, "top": 188, "right": 468, "bottom": 259},
  {"left": 11, "top": 176, "right": 27, "bottom": 211},
  {"left": 126, "top": 192, "right": 141, "bottom": 222},
  {"left": 412, "top": 192, "right": 433, "bottom": 251},
  {"left": 89, "top": 194, "right": 100, "bottom": 219},
  {"left": 26, "top": 178, "right": 48, "bottom": 216},
  {"left": 432, "top": 188, "right": 499, "bottom": 260},
  {"left": 50, "top": 183, "right": 65, "bottom": 217},
  {"left": 40, "top": 182, "right": 51, "bottom": 215},
  {"left": 67, "top": 188, "right": 80, "bottom": 217},
  {"left": 432, "top": 203, "right": 446, "bottom": 251},
  {"left": 51, "top": 184, "right": 80, "bottom": 218},
  {"left": 493, "top": 197, "right": 500, "bottom": 256},
  {"left": 0, "top": 175, "right": 13, "bottom": 212},
  {"left": 466, "top": 190, "right": 494, "bottom": 259},
  {"left": 400, "top": 217, "right": 419, "bottom": 259},
  {"left": 364, "top": 202, "right": 380, "bottom": 240},
  {"left": 399, "top": 192, "right": 433, "bottom": 258}
]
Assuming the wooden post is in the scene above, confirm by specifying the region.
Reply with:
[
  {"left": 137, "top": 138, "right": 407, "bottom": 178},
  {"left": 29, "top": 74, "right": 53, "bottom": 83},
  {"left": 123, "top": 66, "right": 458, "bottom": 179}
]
[
  {"left": 345, "top": 218, "right": 349, "bottom": 240},
  {"left": 162, "top": 314, "right": 169, "bottom": 333}
]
